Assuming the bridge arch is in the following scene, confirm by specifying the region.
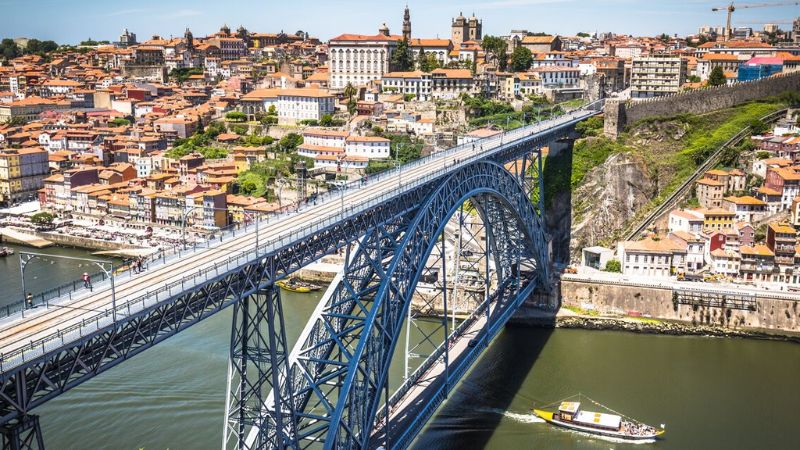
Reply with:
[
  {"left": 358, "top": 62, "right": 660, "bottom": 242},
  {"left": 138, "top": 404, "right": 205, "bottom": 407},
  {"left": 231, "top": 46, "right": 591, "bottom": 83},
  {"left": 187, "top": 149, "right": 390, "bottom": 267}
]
[{"left": 326, "top": 160, "right": 548, "bottom": 449}]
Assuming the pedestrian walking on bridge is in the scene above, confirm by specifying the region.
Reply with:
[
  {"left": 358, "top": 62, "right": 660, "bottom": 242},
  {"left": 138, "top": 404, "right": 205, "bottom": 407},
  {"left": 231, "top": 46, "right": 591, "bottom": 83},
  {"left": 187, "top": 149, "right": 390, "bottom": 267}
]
[{"left": 82, "top": 272, "right": 92, "bottom": 291}]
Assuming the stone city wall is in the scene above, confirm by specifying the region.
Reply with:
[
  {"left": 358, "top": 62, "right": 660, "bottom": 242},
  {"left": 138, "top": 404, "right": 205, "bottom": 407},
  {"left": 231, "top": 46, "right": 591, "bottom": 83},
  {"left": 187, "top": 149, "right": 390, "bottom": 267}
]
[{"left": 604, "top": 71, "right": 800, "bottom": 138}]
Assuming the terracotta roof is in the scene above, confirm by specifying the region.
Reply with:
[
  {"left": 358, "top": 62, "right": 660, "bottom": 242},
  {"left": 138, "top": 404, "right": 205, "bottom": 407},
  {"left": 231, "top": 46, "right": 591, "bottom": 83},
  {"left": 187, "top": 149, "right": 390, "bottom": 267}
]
[
  {"left": 696, "top": 178, "right": 724, "bottom": 186},
  {"left": 723, "top": 196, "right": 766, "bottom": 206},
  {"left": 330, "top": 33, "right": 402, "bottom": 42},
  {"left": 622, "top": 238, "right": 686, "bottom": 254},
  {"left": 521, "top": 35, "right": 557, "bottom": 44},
  {"left": 741, "top": 245, "right": 774, "bottom": 257},
  {"left": 769, "top": 223, "right": 796, "bottom": 234}
]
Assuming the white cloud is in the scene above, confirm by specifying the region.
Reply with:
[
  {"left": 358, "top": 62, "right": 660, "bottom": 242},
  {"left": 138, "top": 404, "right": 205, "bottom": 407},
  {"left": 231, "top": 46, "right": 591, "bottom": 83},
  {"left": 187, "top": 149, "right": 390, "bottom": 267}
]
[
  {"left": 160, "top": 9, "right": 204, "bottom": 19},
  {"left": 105, "top": 9, "right": 150, "bottom": 17}
]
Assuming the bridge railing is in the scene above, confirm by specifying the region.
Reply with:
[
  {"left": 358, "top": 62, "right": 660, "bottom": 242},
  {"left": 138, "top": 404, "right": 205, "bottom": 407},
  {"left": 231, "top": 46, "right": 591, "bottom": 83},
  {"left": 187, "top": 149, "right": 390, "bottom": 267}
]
[{"left": 0, "top": 107, "right": 599, "bottom": 371}]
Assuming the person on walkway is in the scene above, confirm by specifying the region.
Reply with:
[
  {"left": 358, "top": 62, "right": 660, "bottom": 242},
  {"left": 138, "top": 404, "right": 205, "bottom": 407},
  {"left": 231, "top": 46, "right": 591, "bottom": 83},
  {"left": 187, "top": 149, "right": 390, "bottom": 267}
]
[
  {"left": 82, "top": 272, "right": 92, "bottom": 291},
  {"left": 26, "top": 293, "right": 33, "bottom": 309}
]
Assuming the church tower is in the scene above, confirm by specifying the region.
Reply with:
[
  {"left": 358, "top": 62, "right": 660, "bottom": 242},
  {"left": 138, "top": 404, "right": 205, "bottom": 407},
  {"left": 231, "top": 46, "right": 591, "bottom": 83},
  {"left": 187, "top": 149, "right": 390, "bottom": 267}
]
[
  {"left": 402, "top": 5, "right": 412, "bottom": 41},
  {"left": 184, "top": 27, "right": 194, "bottom": 50}
]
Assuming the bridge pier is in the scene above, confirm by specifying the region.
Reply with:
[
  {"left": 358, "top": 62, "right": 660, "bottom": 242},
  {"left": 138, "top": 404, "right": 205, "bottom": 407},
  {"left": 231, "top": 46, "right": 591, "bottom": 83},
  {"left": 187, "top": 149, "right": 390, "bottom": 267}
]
[
  {"left": 0, "top": 415, "right": 43, "bottom": 450},
  {"left": 225, "top": 285, "right": 296, "bottom": 450}
]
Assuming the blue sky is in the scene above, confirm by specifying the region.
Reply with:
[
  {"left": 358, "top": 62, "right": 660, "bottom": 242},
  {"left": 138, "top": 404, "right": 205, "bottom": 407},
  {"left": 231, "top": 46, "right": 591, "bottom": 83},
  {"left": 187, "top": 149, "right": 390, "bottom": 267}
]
[{"left": 2, "top": 0, "right": 799, "bottom": 43}]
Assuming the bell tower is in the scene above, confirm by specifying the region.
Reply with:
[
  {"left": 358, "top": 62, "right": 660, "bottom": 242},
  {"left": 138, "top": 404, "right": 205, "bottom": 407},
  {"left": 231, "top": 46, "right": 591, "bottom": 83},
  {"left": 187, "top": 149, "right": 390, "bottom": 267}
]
[{"left": 402, "top": 5, "right": 412, "bottom": 41}]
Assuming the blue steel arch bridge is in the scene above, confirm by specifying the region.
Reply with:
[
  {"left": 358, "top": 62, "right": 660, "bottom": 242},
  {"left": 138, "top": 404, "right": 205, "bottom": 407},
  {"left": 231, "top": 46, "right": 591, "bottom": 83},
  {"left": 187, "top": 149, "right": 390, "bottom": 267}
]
[{"left": 0, "top": 104, "right": 600, "bottom": 450}]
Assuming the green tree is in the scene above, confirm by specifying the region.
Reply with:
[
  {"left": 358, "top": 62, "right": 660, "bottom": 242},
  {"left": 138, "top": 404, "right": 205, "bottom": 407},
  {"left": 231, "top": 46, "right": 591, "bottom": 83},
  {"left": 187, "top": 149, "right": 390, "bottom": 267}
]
[
  {"left": 708, "top": 66, "right": 727, "bottom": 87},
  {"left": 417, "top": 51, "right": 441, "bottom": 72},
  {"left": 481, "top": 35, "right": 508, "bottom": 71},
  {"left": 510, "top": 46, "right": 532, "bottom": 72},
  {"left": 109, "top": 118, "right": 131, "bottom": 127},
  {"left": 343, "top": 82, "right": 358, "bottom": 116},
  {"left": 31, "top": 212, "right": 55, "bottom": 227},
  {"left": 279, "top": 133, "right": 303, "bottom": 151},
  {"left": 0, "top": 39, "right": 20, "bottom": 60},
  {"left": 687, "top": 75, "right": 701, "bottom": 83},
  {"left": 225, "top": 111, "right": 247, "bottom": 122},
  {"left": 576, "top": 32, "right": 590, "bottom": 38},
  {"left": 604, "top": 260, "right": 621, "bottom": 273},
  {"left": 391, "top": 38, "right": 414, "bottom": 71},
  {"left": 320, "top": 114, "right": 334, "bottom": 127}
]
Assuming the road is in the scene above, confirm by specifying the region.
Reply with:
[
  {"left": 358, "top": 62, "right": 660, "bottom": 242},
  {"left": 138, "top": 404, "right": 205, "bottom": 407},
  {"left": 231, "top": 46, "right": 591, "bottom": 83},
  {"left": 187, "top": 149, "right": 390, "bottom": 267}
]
[
  {"left": 564, "top": 269, "right": 800, "bottom": 302},
  {"left": 0, "top": 109, "right": 594, "bottom": 370}
]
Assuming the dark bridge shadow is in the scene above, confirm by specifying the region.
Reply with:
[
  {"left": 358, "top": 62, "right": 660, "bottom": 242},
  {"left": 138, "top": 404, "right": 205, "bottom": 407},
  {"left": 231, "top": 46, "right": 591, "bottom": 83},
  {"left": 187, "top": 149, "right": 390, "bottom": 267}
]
[
  {"left": 409, "top": 138, "right": 576, "bottom": 449},
  {"left": 543, "top": 137, "right": 576, "bottom": 271},
  {"left": 409, "top": 324, "right": 554, "bottom": 450}
]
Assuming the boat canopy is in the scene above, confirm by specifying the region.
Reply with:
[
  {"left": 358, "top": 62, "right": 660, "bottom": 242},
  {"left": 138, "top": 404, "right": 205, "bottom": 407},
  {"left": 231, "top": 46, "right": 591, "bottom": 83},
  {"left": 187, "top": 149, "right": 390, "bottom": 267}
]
[
  {"left": 558, "top": 402, "right": 581, "bottom": 414},
  {"left": 574, "top": 410, "right": 622, "bottom": 430}
]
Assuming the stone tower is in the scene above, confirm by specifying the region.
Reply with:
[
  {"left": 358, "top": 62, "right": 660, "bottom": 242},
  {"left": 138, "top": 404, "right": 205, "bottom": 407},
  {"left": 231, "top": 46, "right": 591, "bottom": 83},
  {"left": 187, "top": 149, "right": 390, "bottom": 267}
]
[
  {"left": 402, "top": 5, "right": 412, "bottom": 41},
  {"left": 468, "top": 13, "right": 482, "bottom": 42},
  {"left": 452, "top": 12, "right": 468, "bottom": 46},
  {"left": 184, "top": 28, "right": 194, "bottom": 50}
]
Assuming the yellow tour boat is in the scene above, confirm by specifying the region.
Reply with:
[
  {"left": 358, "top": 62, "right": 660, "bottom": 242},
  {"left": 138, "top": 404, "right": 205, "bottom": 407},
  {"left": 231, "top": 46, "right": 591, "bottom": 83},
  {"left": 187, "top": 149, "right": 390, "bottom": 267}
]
[
  {"left": 533, "top": 397, "right": 665, "bottom": 442},
  {"left": 276, "top": 278, "right": 314, "bottom": 293}
]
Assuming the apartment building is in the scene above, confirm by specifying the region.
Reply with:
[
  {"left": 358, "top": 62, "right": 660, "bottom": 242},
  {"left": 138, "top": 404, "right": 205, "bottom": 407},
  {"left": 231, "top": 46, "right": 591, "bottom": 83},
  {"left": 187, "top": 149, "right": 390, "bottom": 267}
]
[
  {"left": 0, "top": 148, "right": 49, "bottom": 206},
  {"left": 630, "top": 56, "right": 687, "bottom": 98},
  {"left": 617, "top": 238, "right": 687, "bottom": 278}
]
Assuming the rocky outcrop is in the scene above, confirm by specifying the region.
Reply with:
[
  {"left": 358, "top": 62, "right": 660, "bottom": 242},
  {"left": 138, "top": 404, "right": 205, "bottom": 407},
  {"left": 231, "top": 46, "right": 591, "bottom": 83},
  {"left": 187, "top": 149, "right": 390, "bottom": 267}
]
[{"left": 570, "top": 152, "right": 656, "bottom": 255}]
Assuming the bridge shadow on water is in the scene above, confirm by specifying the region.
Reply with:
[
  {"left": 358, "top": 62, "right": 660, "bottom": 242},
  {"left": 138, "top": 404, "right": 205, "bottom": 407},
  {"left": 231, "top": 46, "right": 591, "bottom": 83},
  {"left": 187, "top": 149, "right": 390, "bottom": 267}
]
[
  {"left": 409, "top": 323, "right": 554, "bottom": 450},
  {"left": 409, "top": 137, "right": 576, "bottom": 450}
]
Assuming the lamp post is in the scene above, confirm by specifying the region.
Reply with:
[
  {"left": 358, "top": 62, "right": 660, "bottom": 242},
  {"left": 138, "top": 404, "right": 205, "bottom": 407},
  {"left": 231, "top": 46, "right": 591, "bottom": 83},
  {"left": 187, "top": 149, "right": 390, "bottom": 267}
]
[
  {"left": 181, "top": 204, "right": 230, "bottom": 250},
  {"left": 18, "top": 252, "right": 117, "bottom": 321}
]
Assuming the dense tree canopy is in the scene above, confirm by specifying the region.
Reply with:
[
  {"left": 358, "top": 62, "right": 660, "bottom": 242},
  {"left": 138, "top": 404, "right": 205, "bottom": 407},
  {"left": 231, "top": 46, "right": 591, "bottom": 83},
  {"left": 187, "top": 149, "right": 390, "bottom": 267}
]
[
  {"left": 391, "top": 38, "right": 414, "bottom": 71},
  {"left": 481, "top": 36, "right": 508, "bottom": 71},
  {"left": 708, "top": 66, "right": 727, "bottom": 87},
  {"left": 510, "top": 46, "right": 533, "bottom": 72}
]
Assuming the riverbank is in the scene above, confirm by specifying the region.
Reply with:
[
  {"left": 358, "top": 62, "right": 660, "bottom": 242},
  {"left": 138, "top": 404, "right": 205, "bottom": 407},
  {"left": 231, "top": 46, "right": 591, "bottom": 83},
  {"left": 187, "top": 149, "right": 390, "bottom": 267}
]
[{"left": 552, "top": 314, "right": 800, "bottom": 344}]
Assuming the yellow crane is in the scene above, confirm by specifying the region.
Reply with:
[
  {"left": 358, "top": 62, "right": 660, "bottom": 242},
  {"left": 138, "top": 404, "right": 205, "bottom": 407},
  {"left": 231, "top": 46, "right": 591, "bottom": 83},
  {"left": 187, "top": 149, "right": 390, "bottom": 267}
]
[{"left": 711, "top": 2, "right": 800, "bottom": 40}]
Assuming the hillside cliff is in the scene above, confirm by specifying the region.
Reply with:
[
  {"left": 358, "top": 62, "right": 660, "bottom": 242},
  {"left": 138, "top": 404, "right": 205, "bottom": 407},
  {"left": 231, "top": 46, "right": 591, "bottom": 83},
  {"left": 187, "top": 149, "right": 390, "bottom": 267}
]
[{"left": 551, "top": 101, "right": 786, "bottom": 261}]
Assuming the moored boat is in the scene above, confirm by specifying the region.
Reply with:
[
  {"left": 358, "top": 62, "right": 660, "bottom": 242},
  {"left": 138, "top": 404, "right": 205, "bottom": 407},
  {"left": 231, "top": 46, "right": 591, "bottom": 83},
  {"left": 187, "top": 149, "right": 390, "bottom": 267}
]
[
  {"left": 533, "top": 397, "right": 664, "bottom": 442},
  {"left": 0, "top": 247, "right": 14, "bottom": 257},
  {"left": 276, "top": 278, "right": 321, "bottom": 293}
]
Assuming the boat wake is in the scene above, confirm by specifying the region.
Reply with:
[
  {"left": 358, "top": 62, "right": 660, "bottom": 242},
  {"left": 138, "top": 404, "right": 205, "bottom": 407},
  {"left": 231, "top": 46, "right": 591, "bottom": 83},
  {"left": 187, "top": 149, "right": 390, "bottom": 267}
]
[
  {"left": 483, "top": 408, "right": 545, "bottom": 424},
  {"left": 558, "top": 427, "right": 657, "bottom": 445}
]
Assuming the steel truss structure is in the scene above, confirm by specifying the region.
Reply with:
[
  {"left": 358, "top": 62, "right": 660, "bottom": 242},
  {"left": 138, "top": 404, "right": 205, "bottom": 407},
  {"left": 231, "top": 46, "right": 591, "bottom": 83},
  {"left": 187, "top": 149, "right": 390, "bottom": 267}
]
[
  {"left": 225, "top": 160, "right": 550, "bottom": 450},
  {"left": 0, "top": 109, "right": 578, "bottom": 449}
]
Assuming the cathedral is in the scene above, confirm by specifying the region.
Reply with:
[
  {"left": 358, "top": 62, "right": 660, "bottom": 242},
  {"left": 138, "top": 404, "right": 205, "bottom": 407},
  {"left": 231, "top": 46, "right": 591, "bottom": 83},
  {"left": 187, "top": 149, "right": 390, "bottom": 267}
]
[{"left": 451, "top": 12, "right": 482, "bottom": 46}]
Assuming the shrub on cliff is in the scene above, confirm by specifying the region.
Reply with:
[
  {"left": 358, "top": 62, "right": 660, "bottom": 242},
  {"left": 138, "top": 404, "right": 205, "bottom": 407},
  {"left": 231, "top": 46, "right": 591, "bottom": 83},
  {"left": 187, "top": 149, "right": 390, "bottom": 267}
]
[{"left": 604, "top": 259, "right": 621, "bottom": 273}]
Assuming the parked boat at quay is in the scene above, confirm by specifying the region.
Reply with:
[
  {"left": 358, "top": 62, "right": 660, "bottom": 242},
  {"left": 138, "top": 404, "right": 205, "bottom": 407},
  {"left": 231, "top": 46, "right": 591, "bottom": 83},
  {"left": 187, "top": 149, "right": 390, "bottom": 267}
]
[{"left": 276, "top": 278, "right": 322, "bottom": 293}]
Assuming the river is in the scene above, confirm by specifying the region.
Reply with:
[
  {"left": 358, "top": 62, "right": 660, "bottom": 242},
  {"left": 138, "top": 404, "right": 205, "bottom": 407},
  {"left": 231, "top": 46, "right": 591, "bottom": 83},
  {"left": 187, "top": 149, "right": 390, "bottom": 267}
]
[{"left": 2, "top": 247, "right": 799, "bottom": 449}]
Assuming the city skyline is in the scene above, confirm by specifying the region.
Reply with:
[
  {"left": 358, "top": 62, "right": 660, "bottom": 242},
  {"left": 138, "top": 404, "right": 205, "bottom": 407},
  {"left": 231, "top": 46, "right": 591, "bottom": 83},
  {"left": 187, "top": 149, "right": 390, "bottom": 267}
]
[{"left": 3, "top": 0, "right": 800, "bottom": 44}]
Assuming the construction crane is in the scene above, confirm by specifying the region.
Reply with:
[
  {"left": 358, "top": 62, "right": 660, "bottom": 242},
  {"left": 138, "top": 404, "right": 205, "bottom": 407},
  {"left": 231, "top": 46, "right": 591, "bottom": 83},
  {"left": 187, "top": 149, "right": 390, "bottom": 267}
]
[{"left": 711, "top": 2, "right": 800, "bottom": 40}]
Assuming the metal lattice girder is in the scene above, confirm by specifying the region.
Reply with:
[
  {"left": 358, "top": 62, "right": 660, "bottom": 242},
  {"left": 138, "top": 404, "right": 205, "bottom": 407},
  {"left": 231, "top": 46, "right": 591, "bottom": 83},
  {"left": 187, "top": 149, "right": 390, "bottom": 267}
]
[
  {"left": 293, "top": 161, "right": 548, "bottom": 449},
  {"left": 0, "top": 109, "right": 581, "bottom": 446},
  {"left": 0, "top": 414, "right": 43, "bottom": 450},
  {"left": 225, "top": 286, "right": 296, "bottom": 450},
  {"left": 284, "top": 217, "right": 411, "bottom": 448},
  {"left": 0, "top": 180, "right": 436, "bottom": 427}
]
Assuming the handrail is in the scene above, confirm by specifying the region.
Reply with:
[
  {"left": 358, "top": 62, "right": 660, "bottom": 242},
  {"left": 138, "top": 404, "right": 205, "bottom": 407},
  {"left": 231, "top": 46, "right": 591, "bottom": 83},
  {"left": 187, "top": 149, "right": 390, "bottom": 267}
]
[{"left": 0, "top": 105, "right": 601, "bottom": 371}]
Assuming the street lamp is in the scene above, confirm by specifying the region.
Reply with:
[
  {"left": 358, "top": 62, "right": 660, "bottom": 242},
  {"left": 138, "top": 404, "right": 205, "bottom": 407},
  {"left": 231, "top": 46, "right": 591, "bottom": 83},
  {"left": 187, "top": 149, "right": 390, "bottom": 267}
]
[
  {"left": 18, "top": 251, "right": 117, "bottom": 322},
  {"left": 181, "top": 204, "right": 231, "bottom": 250}
]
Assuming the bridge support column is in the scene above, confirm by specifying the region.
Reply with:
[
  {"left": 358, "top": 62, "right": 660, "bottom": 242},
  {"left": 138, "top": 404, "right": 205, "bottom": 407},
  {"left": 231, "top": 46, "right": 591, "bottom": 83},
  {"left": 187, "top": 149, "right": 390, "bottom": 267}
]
[
  {"left": 225, "top": 286, "right": 296, "bottom": 450},
  {"left": 0, "top": 414, "right": 43, "bottom": 450}
]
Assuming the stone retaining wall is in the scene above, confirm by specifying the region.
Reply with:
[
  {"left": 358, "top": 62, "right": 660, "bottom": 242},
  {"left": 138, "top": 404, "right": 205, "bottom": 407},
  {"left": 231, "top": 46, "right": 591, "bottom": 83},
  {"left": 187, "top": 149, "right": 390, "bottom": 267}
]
[{"left": 560, "top": 279, "right": 800, "bottom": 333}]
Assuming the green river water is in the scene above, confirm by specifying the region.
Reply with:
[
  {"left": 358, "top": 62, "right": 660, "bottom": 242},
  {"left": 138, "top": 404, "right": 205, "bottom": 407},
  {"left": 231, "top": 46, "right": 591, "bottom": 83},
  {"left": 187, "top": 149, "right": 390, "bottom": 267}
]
[{"left": 1, "top": 244, "right": 799, "bottom": 449}]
